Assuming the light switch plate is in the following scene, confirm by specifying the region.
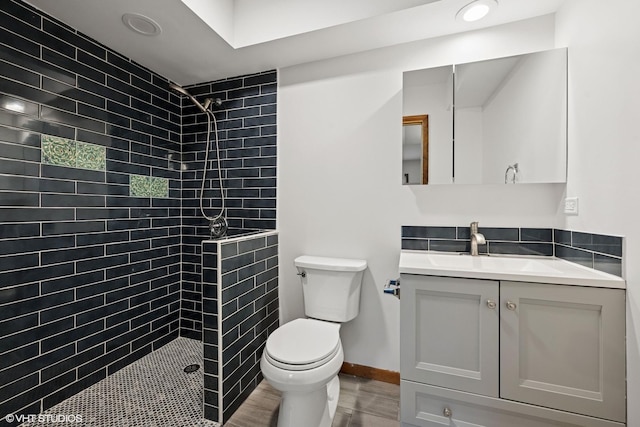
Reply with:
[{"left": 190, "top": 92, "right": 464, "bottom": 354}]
[{"left": 564, "top": 197, "right": 579, "bottom": 215}]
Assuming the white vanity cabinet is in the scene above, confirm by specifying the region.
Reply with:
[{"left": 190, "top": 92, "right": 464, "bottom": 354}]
[{"left": 400, "top": 273, "right": 626, "bottom": 427}]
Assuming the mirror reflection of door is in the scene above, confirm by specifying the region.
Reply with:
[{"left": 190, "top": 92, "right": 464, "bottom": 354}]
[{"left": 402, "top": 115, "right": 428, "bottom": 185}]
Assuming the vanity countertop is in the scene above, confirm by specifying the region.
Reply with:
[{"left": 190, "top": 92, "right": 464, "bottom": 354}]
[{"left": 399, "top": 250, "right": 625, "bottom": 289}]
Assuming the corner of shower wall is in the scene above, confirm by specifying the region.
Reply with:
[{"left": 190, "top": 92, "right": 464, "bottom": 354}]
[
  {"left": 178, "top": 70, "right": 278, "bottom": 341},
  {"left": 201, "top": 231, "right": 279, "bottom": 424}
]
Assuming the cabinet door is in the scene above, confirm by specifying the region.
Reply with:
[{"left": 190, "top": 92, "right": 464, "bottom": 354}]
[
  {"left": 400, "top": 274, "right": 499, "bottom": 397},
  {"left": 500, "top": 281, "right": 626, "bottom": 423}
]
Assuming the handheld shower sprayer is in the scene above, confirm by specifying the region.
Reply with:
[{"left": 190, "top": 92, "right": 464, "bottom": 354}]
[{"left": 169, "top": 82, "right": 227, "bottom": 237}]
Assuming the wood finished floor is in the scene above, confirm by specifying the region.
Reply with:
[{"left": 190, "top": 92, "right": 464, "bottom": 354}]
[{"left": 226, "top": 374, "right": 401, "bottom": 427}]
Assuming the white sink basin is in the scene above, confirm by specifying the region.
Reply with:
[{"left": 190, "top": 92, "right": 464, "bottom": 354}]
[
  {"left": 422, "top": 252, "right": 562, "bottom": 274},
  {"left": 399, "top": 250, "right": 625, "bottom": 288}
]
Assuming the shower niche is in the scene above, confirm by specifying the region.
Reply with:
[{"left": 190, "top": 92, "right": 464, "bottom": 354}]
[
  {"left": 201, "top": 231, "right": 279, "bottom": 424},
  {"left": 402, "top": 47, "right": 567, "bottom": 185}
]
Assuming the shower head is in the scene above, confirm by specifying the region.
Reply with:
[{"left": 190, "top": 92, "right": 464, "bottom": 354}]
[{"left": 169, "top": 82, "right": 208, "bottom": 113}]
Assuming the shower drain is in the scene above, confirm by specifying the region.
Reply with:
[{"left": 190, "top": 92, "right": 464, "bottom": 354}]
[{"left": 183, "top": 364, "right": 200, "bottom": 373}]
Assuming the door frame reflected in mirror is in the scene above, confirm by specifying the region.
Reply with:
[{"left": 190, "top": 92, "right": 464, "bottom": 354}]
[{"left": 403, "top": 114, "right": 429, "bottom": 185}]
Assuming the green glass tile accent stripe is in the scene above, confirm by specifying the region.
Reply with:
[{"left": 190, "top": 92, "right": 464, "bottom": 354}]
[
  {"left": 130, "top": 175, "right": 169, "bottom": 198},
  {"left": 147, "top": 176, "right": 169, "bottom": 198},
  {"left": 76, "top": 141, "right": 106, "bottom": 170},
  {"left": 41, "top": 135, "right": 106, "bottom": 171},
  {"left": 42, "top": 135, "right": 76, "bottom": 167}
]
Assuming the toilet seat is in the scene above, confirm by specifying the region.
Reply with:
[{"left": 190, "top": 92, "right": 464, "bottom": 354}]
[{"left": 265, "top": 318, "right": 341, "bottom": 371}]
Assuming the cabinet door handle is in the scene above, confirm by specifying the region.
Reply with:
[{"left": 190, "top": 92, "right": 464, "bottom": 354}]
[
  {"left": 506, "top": 301, "right": 517, "bottom": 311},
  {"left": 486, "top": 300, "right": 496, "bottom": 309},
  {"left": 443, "top": 407, "right": 452, "bottom": 418}
]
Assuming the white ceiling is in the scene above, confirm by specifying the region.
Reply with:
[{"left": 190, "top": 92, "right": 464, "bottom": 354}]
[{"left": 24, "top": 0, "right": 565, "bottom": 86}]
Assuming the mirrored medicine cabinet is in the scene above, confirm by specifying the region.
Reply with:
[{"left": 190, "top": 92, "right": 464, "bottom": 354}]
[{"left": 402, "top": 48, "right": 567, "bottom": 185}]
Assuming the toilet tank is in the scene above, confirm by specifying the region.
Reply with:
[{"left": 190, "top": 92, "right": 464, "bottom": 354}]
[{"left": 294, "top": 255, "right": 367, "bottom": 323}]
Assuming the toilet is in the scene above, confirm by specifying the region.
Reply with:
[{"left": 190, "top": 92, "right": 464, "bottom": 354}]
[{"left": 260, "top": 255, "right": 367, "bottom": 427}]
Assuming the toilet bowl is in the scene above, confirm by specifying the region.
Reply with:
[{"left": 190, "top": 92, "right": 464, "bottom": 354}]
[
  {"left": 260, "top": 255, "right": 367, "bottom": 427},
  {"left": 260, "top": 318, "right": 344, "bottom": 427}
]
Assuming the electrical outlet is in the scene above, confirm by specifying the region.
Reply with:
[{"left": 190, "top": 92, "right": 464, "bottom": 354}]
[{"left": 564, "top": 197, "right": 579, "bottom": 215}]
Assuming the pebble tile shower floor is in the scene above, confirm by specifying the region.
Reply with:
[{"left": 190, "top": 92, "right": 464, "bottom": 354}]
[
  {"left": 17, "top": 337, "right": 400, "bottom": 427},
  {"left": 19, "top": 337, "right": 219, "bottom": 427}
]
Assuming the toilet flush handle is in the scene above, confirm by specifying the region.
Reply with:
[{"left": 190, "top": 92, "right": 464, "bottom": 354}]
[{"left": 297, "top": 271, "right": 306, "bottom": 278}]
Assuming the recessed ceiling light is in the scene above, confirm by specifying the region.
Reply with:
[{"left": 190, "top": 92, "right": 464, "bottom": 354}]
[
  {"left": 122, "top": 13, "right": 162, "bottom": 36},
  {"left": 456, "top": 0, "right": 498, "bottom": 22}
]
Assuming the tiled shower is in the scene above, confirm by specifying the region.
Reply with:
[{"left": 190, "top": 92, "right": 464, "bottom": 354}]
[
  {"left": 0, "top": 0, "right": 277, "bottom": 424},
  {"left": 180, "top": 73, "right": 277, "bottom": 340}
]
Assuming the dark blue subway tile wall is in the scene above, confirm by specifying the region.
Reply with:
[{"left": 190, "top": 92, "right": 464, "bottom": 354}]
[
  {"left": 179, "top": 71, "right": 277, "bottom": 338},
  {"left": 402, "top": 226, "right": 623, "bottom": 277},
  {"left": 401, "top": 226, "right": 554, "bottom": 257},
  {"left": 554, "top": 229, "right": 623, "bottom": 277},
  {"left": 181, "top": 71, "right": 277, "bottom": 231},
  {"left": 520, "top": 228, "right": 553, "bottom": 242},
  {"left": 0, "top": 0, "right": 181, "bottom": 419},
  {"left": 202, "top": 232, "right": 279, "bottom": 424},
  {"left": 401, "top": 226, "right": 456, "bottom": 239}
]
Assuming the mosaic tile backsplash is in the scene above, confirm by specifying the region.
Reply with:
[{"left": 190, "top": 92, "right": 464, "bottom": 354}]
[{"left": 401, "top": 225, "right": 623, "bottom": 277}]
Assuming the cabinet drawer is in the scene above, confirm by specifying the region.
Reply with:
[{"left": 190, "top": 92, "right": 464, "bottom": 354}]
[{"left": 401, "top": 380, "right": 625, "bottom": 427}]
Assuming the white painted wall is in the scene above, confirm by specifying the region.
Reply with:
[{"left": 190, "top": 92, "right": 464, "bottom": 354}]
[
  {"left": 555, "top": 0, "right": 640, "bottom": 424},
  {"left": 277, "top": 15, "right": 563, "bottom": 373}
]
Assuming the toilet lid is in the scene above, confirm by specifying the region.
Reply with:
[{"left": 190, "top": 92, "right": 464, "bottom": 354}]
[{"left": 266, "top": 318, "right": 340, "bottom": 367}]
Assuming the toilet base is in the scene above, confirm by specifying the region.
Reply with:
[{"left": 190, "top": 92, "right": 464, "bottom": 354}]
[
  {"left": 326, "top": 375, "right": 340, "bottom": 420},
  {"left": 277, "top": 375, "right": 341, "bottom": 427}
]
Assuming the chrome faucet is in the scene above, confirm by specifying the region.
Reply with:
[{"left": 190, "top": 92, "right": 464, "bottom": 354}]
[{"left": 470, "top": 221, "right": 486, "bottom": 256}]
